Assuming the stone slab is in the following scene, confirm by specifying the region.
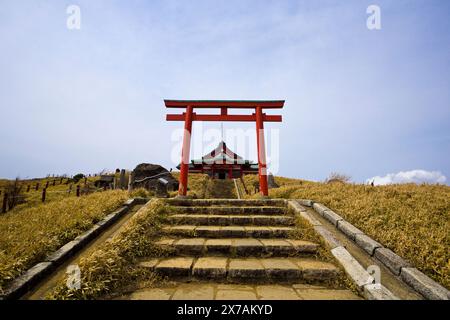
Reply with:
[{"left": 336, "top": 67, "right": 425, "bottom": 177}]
[
  {"left": 295, "top": 289, "right": 361, "bottom": 300},
  {"left": 374, "top": 248, "right": 411, "bottom": 276},
  {"left": 174, "top": 238, "right": 205, "bottom": 255},
  {"left": 232, "top": 238, "right": 264, "bottom": 255},
  {"left": 313, "top": 226, "right": 343, "bottom": 249},
  {"left": 256, "top": 285, "right": 301, "bottom": 300},
  {"left": 286, "top": 240, "right": 318, "bottom": 253},
  {"left": 192, "top": 257, "right": 228, "bottom": 278},
  {"left": 139, "top": 259, "right": 160, "bottom": 269},
  {"left": 4, "top": 262, "right": 54, "bottom": 299},
  {"left": 154, "top": 257, "right": 194, "bottom": 277},
  {"left": 312, "top": 203, "right": 330, "bottom": 215},
  {"left": 293, "top": 259, "right": 338, "bottom": 280},
  {"left": 297, "top": 199, "right": 314, "bottom": 207},
  {"left": 205, "top": 239, "right": 232, "bottom": 254},
  {"left": 337, "top": 220, "right": 364, "bottom": 240},
  {"left": 129, "top": 288, "right": 174, "bottom": 300},
  {"left": 298, "top": 211, "right": 322, "bottom": 226},
  {"left": 355, "top": 234, "right": 382, "bottom": 256},
  {"left": 363, "top": 284, "right": 399, "bottom": 300},
  {"left": 260, "top": 258, "right": 301, "bottom": 278},
  {"left": 331, "top": 246, "right": 374, "bottom": 291},
  {"left": 323, "top": 210, "right": 344, "bottom": 226},
  {"left": 216, "top": 290, "right": 258, "bottom": 300},
  {"left": 400, "top": 267, "right": 450, "bottom": 300},
  {"left": 228, "top": 259, "right": 266, "bottom": 279},
  {"left": 172, "top": 285, "right": 215, "bottom": 300},
  {"left": 45, "top": 240, "right": 81, "bottom": 263}
]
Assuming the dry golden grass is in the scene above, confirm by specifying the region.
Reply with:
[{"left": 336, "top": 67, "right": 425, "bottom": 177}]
[
  {"left": 245, "top": 176, "right": 450, "bottom": 289},
  {"left": 48, "top": 199, "right": 170, "bottom": 300},
  {"left": 0, "top": 190, "right": 128, "bottom": 293},
  {"left": 171, "top": 172, "right": 210, "bottom": 198}
]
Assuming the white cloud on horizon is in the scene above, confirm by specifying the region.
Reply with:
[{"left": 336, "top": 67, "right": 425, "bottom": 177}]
[{"left": 367, "top": 169, "right": 447, "bottom": 186}]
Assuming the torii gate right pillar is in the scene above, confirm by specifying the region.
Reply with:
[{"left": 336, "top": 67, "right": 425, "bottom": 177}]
[{"left": 255, "top": 106, "right": 268, "bottom": 196}]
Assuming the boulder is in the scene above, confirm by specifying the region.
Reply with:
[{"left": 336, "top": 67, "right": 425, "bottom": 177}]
[{"left": 132, "top": 163, "right": 178, "bottom": 192}]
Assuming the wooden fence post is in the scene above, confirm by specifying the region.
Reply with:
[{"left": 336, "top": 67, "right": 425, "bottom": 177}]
[
  {"left": 27, "top": 185, "right": 30, "bottom": 192},
  {"left": 42, "top": 188, "right": 46, "bottom": 202},
  {"left": 45, "top": 181, "right": 49, "bottom": 189},
  {"left": 53, "top": 180, "right": 56, "bottom": 186},
  {"left": 2, "top": 193, "right": 7, "bottom": 213},
  {"left": 36, "top": 183, "right": 39, "bottom": 191},
  {"left": 76, "top": 185, "right": 80, "bottom": 197}
]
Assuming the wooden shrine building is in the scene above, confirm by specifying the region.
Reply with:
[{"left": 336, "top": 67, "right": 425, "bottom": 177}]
[{"left": 176, "top": 141, "right": 259, "bottom": 179}]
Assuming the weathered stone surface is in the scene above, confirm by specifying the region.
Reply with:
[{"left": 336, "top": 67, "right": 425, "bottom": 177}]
[
  {"left": 355, "top": 234, "right": 382, "bottom": 256},
  {"left": 172, "top": 284, "right": 215, "bottom": 300},
  {"left": 331, "top": 246, "right": 374, "bottom": 291},
  {"left": 259, "top": 239, "right": 294, "bottom": 255},
  {"left": 164, "top": 225, "right": 196, "bottom": 236},
  {"left": 231, "top": 215, "right": 253, "bottom": 225},
  {"left": 298, "top": 211, "right": 322, "bottom": 226},
  {"left": 256, "top": 285, "right": 301, "bottom": 300},
  {"left": 312, "top": 203, "right": 330, "bottom": 215},
  {"left": 295, "top": 289, "right": 361, "bottom": 300},
  {"left": 322, "top": 210, "right": 344, "bottom": 226},
  {"left": 155, "top": 238, "right": 175, "bottom": 247},
  {"left": 297, "top": 199, "right": 314, "bottom": 207},
  {"left": 287, "top": 200, "right": 307, "bottom": 213},
  {"left": 232, "top": 238, "right": 264, "bottom": 256},
  {"left": 269, "top": 226, "right": 294, "bottom": 238},
  {"left": 192, "top": 257, "right": 227, "bottom": 278},
  {"left": 400, "top": 267, "right": 450, "bottom": 300},
  {"left": 95, "top": 212, "right": 117, "bottom": 228},
  {"left": 228, "top": 259, "right": 266, "bottom": 279},
  {"left": 171, "top": 214, "right": 208, "bottom": 225},
  {"left": 363, "top": 284, "right": 399, "bottom": 300},
  {"left": 220, "top": 226, "right": 246, "bottom": 237},
  {"left": 294, "top": 259, "right": 338, "bottom": 280},
  {"left": 261, "top": 258, "right": 301, "bottom": 278},
  {"left": 196, "top": 226, "right": 224, "bottom": 237},
  {"left": 374, "top": 248, "right": 411, "bottom": 276},
  {"left": 337, "top": 220, "right": 364, "bottom": 240},
  {"left": 174, "top": 238, "right": 205, "bottom": 255},
  {"left": 138, "top": 259, "right": 160, "bottom": 269},
  {"left": 216, "top": 290, "right": 258, "bottom": 300},
  {"left": 4, "top": 262, "right": 53, "bottom": 299},
  {"left": 292, "top": 284, "right": 326, "bottom": 290},
  {"left": 313, "top": 226, "right": 343, "bottom": 249},
  {"left": 128, "top": 288, "right": 174, "bottom": 300},
  {"left": 45, "top": 240, "right": 81, "bottom": 263},
  {"left": 244, "top": 226, "right": 277, "bottom": 238},
  {"left": 205, "top": 239, "right": 232, "bottom": 254},
  {"left": 154, "top": 257, "right": 194, "bottom": 277},
  {"left": 253, "top": 215, "right": 293, "bottom": 226},
  {"left": 286, "top": 240, "right": 319, "bottom": 254}
]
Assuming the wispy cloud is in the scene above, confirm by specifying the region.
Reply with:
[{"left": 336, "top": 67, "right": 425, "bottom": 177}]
[{"left": 367, "top": 170, "right": 447, "bottom": 185}]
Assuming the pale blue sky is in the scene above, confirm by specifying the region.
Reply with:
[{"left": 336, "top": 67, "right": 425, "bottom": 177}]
[{"left": 0, "top": 0, "right": 449, "bottom": 183}]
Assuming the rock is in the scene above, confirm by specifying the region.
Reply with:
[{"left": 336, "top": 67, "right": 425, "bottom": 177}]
[
  {"left": 312, "top": 203, "right": 330, "bottom": 215},
  {"left": 400, "top": 267, "right": 450, "bottom": 300},
  {"left": 132, "top": 163, "right": 179, "bottom": 191},
  {"left": 267, "top": 174, "right": 279, "bottom": 188},
  {"left": 374, "top": 248, "right": 411, "bottom": 276},
  {"left": 331, "top": 246, "right": 374, "bottom": 292},
  {"left": 322, "top": 210, "right": 344, "bottom": 226},
  {"left": 363, "top": 284, "right": 399, "bottom": 300},
  {"left": 355, "top": 234, "right": 382, "bottom": 256},
  {"left": 313, "top": 225, "right": 343, "bottom": 249},
  {"left": 337, "top": 220, "right": 364, "bottom": 240}
]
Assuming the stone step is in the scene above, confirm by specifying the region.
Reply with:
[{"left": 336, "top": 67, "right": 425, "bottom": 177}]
[
  {"left": 169, "top": 206, "right": 286, "bottom": 215},
  {"left": 120, "top": 283, "right": 361, "bottom": 300},
  {"left": 139, "top": 257, "right": 339, "bottom": 282},
  {"left": 165, "top": 199, "right": 287, "bottom": 207},
  {"left": 163, "top": 225, "right": 294, "bottom": 238},
  {"left": 156, "top": 238, "right": 318, "bottom": 256},
  {"left": 168, "top": 214, "right": 294, "bottom": 226}
]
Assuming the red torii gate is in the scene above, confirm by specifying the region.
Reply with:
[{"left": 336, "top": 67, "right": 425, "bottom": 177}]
[{"left": 165, "top": 100, "right": 284, "bottom": 197}]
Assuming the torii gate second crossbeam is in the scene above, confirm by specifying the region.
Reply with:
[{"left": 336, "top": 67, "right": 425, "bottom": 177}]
[{"left": 165, "top": 100, "right": 284, "bottom": 197}]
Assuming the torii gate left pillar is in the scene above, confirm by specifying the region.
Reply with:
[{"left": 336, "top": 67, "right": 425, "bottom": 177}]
[{"left": 165, "top": 100, "right": 284, "bottom": 197}]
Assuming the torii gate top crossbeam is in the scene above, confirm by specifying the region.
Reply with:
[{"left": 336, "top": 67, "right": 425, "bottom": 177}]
[
  {"left": 165, "top": 100, "right": 284, "bottom": 122},
  {"left": 164, "top": 100, "right": 285, "bottom": 109}
]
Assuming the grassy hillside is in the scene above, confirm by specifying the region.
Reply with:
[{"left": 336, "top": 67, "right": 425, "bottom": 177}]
[
  {"left": 0, "top": 190, "right": 128, "bottom": 293},
  {"left": 241, "top": 175, "right": 450, "bottom": 289}
]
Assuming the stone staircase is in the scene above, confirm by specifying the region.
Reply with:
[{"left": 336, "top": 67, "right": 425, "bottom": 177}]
[{"left": 138, "top": 199, "right": 351, "bottom": 288}]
